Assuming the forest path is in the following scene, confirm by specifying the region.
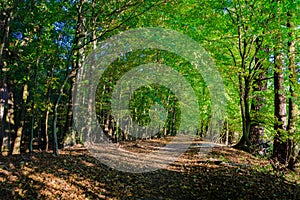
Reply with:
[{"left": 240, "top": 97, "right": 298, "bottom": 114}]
[{"left": 1, "top": 138, "right": 299, "bottom": 199}]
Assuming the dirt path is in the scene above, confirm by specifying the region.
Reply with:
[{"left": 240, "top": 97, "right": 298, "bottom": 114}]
[{"left": 1, "top": 139, "right": 299, "bottom": 199}]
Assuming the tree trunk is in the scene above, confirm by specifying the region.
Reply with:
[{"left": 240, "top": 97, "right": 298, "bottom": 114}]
[
  {"left": 225, "top": 120, "right": 229, "bottom": 145},
  {"left": 0, "top": 2, "right": 14, "bottom": 155},
  {"left": 63, "top": 82, "right": 74, "bottom": 144},
  {"left": 7, "top": 80, "right": 15, "bottom": 155},
  {"left": 12, "top": 83, "right": 28, "bottom": 154},
  {"left": 249, "top": 38, "right": 267, "bottom": 152},
  {"left": 250, "top": 81, "right": 267, "bottom": 151},
  {"left": 272, "top": 50, "right": 288, "bottom": 164},
  {"left": 286, "top": 14, "right": 299, "bottom": 169},
  {"left": 249, "top": 75, "right": 266, "bottom": 152},
  {"left": 87, "top": 0, "right": 97, "bottom": 142},
  {"left": 52, "top": 103, "right": 59, "bottom": 156},
  {"left": 63, "top": 0, "right": 86, "bottom": 146},
  {"left": 43, "top": 69, "right": 54, "bottom": 151},
  {"left": 0, "top": 82, "right": 8, "bottom": 155},
  {"left": 44, "top": 107, "right": 50, "bottom": 151},
  {"left": 29, "top": 51, "right": 39, "bottom": 153},
  {"left": 234, "top": 73, "right": 251, "bottom": 150}
]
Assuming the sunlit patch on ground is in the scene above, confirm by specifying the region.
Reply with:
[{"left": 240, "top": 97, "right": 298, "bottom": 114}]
[{"left": 0, "top": 138, "right": 299, "bottom": 199}]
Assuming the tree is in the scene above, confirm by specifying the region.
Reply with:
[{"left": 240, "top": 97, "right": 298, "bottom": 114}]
[
  {"left": 214, "top": 0, "right": 272, "bottom": 151},
  {"left": 286, "top": 10, "right": 299, "bottom": 168},
  {"left": 272, "top": 0, "right": 300, "bottom": 168}
]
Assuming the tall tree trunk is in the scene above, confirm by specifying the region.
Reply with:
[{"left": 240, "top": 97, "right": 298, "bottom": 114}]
[
  {"left": 87, "top": 0, "right": 97, "bottom": 142},
  {"left": 63, "top": 83, "right": 74, "bottom": 143},
  {"left": 244, "top": 79, "right": 251, "bottom": 145},
  {"left": 250, "top": 73, "right": 266, "bottom": 151},
  {"left": 63, "top": 0, "right": 86, "bottom": 147},
  {"left": 42, "top": 69, "right": 54, "bottom": 151},
  {"left": 235, "top": 72, "right": 251, "bottom": 150},
  {"left": 272, "top": 50, "right": 288, "bottom": 164},
  {"left": 52, "top": 102, "right": 59, "bottom": 156},
  {"left": 249, "top": 39, "right": 267, "bottom": 152},
  {"left": 0, "top": 2, "right": 14, "bottom": 155},
  {"left": 29, "top": 50, "right": 39, "bottom": 153},
  {"left": 12, "top": 83, "right": 28, "bottom": 154},
  {"left": 44, "top": 107, "right": 50, "bottom": 151},
  {"left": 286, "top": 13, "right": 299, "bottom": 169}
]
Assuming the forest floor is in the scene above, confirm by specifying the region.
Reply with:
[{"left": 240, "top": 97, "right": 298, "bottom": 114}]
[{"left": 0, "top": 137, "right": 299, "bottom": 200}]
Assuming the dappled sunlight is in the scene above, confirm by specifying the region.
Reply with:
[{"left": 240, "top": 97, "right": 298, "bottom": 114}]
[
  {"left": 30, "top": 171, "right": 81, "bottom": 199},
  {"left": 1, "top": 139, "right": 299, "bottom": 199}
]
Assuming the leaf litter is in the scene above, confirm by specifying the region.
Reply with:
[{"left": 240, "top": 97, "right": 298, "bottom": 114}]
[{"left": 0, "top": 138, "right": 299, "bottom": 200}]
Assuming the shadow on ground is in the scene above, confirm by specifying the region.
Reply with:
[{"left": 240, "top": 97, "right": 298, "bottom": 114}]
[{"left": 0, "top": 144, "right": 299, "bottom": 200}]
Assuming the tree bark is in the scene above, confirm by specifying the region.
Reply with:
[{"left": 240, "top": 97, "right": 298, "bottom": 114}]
[
  {"left": 63, "top": 0, "right": 86, "bottom": 147},
  {"left": 11, "top": 83, "right": 28, "bottom": 154},
  {"left": 272, "top": 50, "right": 288, "bottom": 164},
  {"left": 7, "top": 80, "right": 15, "bottom": 155},
  {"left": 286, "top": 13, "right": 299, "bottom": 169},
  {"left": 249, "top": 42, "right": 267, "bottom": 152},
  {"left": 235, "top": 72, "right": 251, "bottom": 150},
  {"left": 0, "top": 82, "right": 8, "bottom": 155},
  {"left": 0, "top": 1, "right": 14, "bottom": 155}
]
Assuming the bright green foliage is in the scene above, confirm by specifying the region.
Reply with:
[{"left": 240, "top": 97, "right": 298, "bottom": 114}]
[{"left": 0, "top": 0, "right": 299, "bottom": 168}]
